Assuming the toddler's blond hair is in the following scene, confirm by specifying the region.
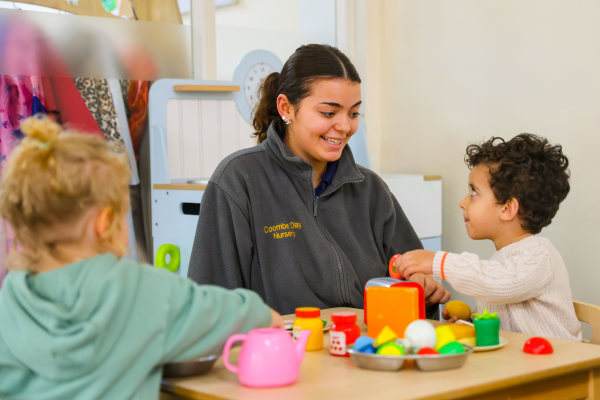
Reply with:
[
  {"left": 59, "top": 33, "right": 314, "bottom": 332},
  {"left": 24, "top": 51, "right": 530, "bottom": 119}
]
[{"left": 0, "top": 116, "right": 131, "bottom": 271}]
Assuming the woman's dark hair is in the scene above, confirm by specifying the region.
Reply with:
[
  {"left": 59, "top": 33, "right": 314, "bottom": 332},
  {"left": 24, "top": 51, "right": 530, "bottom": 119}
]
[
  {"left": 465, "top": 133, "right": 570, "bottom": 234},
  {"left": 253, "top": 44, "right": 361, "bottom": 143}
]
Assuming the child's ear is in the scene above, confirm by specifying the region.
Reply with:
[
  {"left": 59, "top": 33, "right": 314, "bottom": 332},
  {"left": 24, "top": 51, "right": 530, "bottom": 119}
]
[
  {"left": 94, "top": 206, "right": 113, "bottom": 237},
  {"left": 500, "top": 197, "right": 520, "bottom": 221}
]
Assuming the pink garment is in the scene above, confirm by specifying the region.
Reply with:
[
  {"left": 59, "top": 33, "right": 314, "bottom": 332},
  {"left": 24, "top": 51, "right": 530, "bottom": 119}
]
[{"left": 0, "top": 75, "right": 46, "bottom": 286}]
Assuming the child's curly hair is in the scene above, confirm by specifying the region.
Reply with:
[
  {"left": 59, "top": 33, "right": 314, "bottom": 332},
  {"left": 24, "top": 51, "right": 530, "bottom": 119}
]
[
  {"left": 0, "top": 116, "right": 131, "bottom": 270},
  {"left": 465, "top": 133, "right": 570, "bottom": 234}
]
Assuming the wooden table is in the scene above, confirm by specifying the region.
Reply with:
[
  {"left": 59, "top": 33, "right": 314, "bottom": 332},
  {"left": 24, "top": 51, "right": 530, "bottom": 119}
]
[{"left": 161, "top": 308, "right": 600, "bottom": 400}]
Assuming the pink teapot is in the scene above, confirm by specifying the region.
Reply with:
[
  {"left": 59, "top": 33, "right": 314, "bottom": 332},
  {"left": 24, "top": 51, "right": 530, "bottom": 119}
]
[{"left": 222, "top": 328, "right": 311, "bottom": 388}]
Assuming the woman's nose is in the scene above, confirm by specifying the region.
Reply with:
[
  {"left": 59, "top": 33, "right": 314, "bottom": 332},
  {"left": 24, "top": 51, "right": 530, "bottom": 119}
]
[{"left": 335, "top": 116, "right": 352, "bottom": 133}]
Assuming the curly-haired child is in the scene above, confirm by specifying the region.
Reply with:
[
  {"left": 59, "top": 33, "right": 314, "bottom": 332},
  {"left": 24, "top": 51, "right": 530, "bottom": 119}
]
[
  {"left": 393, "top": 133, "right": 581, "bottom": 341},
  {"left": 0, "top": 116, "right": 283, "bottom": 399}
]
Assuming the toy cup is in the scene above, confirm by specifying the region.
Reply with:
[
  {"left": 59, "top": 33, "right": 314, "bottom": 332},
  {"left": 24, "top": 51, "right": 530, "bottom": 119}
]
[{"left": 473, "top": 308, "right": 500, "bottom": 347}]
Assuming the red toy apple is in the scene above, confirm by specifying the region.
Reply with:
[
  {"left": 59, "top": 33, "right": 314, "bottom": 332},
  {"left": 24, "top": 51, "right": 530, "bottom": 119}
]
[{"left": 523, "top": 337, "right": 553, "bottom": 354}]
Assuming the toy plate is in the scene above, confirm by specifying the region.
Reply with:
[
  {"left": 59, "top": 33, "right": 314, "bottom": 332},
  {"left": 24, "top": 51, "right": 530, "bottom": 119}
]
[
  {"left": 474, "top": 337, "right": 508, "bottom": 352},
  {"left": 284, "top": 320, "right": 331, "bottom": 332}
]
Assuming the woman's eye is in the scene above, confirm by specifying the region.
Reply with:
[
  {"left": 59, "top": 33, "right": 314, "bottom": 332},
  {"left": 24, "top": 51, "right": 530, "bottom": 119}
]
[
  {"left": 351, "top": 112, "right": 360, "bottom": 119},
  {"left": 321, "top": 112, "right": 335, "bottom": 118}
]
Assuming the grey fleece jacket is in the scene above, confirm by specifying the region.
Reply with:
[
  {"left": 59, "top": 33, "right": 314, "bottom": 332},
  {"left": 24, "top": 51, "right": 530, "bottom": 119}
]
[{"left": 188, "top": 122, "right": 425, "bottom": 315}]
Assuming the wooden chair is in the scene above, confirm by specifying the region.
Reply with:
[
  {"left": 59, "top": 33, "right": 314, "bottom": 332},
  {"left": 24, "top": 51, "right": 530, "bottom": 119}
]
[{"left": 574, "top": 300, "right": 600, "bottom": 344}]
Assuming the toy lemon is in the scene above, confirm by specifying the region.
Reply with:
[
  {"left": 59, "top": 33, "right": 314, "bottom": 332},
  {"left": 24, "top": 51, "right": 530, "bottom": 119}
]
[
  {"left": 377, "top": 343, "right": 405, "bottom": 356},
  {"left": 444, "top": 300, "right": 472, "bottom": 321},
  {"left": 434, "top": 325, "right": 456, "bottom": 351}
]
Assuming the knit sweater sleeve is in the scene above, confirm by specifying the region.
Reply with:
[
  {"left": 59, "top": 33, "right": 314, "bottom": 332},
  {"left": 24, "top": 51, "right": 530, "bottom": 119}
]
[{"left": 431, "top": 244, "right": 553, "bottom": 304}]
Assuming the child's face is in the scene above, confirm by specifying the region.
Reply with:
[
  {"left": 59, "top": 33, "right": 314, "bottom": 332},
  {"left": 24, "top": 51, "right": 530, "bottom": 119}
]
[{"left": 459, "top": 164, "right": 504, "bottom": 241}]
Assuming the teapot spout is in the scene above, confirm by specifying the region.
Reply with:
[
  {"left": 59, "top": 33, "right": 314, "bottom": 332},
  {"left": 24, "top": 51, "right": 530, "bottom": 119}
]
[{"left": 295, "top": 329, "right": 311, "bottom": 364}]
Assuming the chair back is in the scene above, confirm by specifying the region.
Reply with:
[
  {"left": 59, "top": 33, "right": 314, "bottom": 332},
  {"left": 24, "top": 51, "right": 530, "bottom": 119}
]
[{"left": 573, "top": 300, "right": 600, "bottom": 344}]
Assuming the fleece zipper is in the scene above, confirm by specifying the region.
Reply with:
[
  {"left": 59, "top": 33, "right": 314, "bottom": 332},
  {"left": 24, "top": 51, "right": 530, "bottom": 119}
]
[{"left": 313, "top": 194, "right": 349, "bottom": 305}]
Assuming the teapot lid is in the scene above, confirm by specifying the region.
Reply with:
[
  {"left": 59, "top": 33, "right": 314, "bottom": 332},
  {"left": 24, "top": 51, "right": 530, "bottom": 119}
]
[{"left": 295, "top": 307, "right": 320, "bottom": 318}]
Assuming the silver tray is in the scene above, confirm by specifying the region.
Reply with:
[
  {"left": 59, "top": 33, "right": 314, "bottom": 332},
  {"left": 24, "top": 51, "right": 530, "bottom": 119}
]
[
  {"left": 162, "top": 355, "right": 219, "bottom": 378},
  {"left": 348, "top": 345, "right": 473, "bottom": 372}
]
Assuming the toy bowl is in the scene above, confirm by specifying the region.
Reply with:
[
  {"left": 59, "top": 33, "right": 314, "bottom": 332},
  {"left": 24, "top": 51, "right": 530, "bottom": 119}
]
[
  {"left": 347, "top": 349, "right": 407, "bottom": 371},
  {"left": 413, "top": 346, "right": 473, "bottom": 371},
  {"left": 348, "top": 345, "right": 473, "bottom": 372},
  {"left": 162, "top": 355, "right": 219, "bottom": 378}
]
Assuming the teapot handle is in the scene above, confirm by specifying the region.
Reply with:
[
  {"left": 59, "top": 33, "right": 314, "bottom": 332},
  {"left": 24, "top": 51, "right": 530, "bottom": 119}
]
[{"left": 222, "top": 333, "right": 246, "bottom": 373}]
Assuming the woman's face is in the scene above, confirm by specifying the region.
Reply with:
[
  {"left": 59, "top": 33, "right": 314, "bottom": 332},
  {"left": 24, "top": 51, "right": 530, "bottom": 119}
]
[{"left": 281, "top": 78, "right": 361, "bottom": 171}]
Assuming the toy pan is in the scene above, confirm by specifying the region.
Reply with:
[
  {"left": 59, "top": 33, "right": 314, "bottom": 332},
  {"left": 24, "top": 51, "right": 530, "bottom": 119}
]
[{"left": 348, "top": 345, "right": 473, "bottom": 372}]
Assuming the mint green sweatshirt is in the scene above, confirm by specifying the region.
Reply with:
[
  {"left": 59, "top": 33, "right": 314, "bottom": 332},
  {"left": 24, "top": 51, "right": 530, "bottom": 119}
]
[{"left": 0, "top": 254, "right": 272, "bottom": 399}]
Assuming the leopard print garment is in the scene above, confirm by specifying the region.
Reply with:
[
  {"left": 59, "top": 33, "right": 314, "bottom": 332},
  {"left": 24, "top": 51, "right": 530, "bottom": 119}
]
[{"left": 73, "top": 77, "right": 127, "bottom": 154}]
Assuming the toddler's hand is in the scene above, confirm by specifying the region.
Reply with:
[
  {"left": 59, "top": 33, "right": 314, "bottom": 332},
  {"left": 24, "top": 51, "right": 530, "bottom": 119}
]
[
  {"left": 395, "top": 250, "right": 435, "bottom": 278},
  {"left": 269, "top": 308, "right": 284, "bottom": 329},
  {"left": 441, "top": 309, "right": 459, "bottom": 323}
]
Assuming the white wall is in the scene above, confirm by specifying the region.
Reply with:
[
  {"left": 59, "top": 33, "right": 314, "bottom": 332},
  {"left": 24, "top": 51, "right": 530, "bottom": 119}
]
[
  {"left": 372, "top": 0, "right": 600, "bottom": 307},
  {"left": 214, "top": 0, "right": 335, "bottom": 81}
]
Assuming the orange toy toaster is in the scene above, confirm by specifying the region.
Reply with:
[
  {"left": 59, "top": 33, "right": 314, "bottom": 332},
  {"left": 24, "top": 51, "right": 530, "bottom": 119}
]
[{"left": 364, "top": 277, "right": 425, "bottom": 338}]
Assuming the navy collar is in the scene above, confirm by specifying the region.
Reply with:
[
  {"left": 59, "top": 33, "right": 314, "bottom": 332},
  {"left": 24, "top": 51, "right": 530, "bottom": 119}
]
[{"left": 315, "top": 161, "right": 338, "bottom": 196}]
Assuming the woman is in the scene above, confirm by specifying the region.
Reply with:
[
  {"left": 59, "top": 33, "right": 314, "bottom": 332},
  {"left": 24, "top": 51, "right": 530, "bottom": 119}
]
[{"left": 188, "top": 44, "right": 450, "bottom": 316}]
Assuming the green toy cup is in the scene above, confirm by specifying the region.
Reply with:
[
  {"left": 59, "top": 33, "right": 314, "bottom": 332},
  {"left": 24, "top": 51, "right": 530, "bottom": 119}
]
[{"left": 474, "top": 317, "right": 500, "bottom": 347}]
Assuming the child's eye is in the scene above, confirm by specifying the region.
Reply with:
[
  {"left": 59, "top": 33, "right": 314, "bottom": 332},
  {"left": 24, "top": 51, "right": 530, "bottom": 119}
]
[{"left": 471, "top": 189, "right": 477, "bottom": 196}]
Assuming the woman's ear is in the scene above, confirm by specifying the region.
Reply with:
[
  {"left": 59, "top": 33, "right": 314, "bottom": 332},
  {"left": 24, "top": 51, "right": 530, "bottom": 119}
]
[
  {"left": 500, "top": 197, "right": 520, "bottom": 222},
  {"left": 276, "top": 94, "right": 293, "bottom": 121},
  {"left": 94, "top": 206, "right": 113, "bottom": 238}
]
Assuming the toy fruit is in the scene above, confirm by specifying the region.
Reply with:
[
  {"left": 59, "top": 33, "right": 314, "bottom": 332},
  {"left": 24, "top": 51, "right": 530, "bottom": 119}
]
[
  {"left": 434, "top": 325, "right": 456, "bottom": 351},
  {"left": 404, "top": 320, "right": 437, "bottom": 351},
  {"left": 377, "top": 342, "right": 405, "bottom": 356},
  {"left": 523, "top": 337, "right": 554, "bottom": 354},
  {"left": 444, "top": 300, "right": 472, "bottom": 321},
  {"left": 417, "top": 347, "right": 439, "bottom": 355},
  {"left": 438, "top": 341, "right": 466, "bottom": 354}
]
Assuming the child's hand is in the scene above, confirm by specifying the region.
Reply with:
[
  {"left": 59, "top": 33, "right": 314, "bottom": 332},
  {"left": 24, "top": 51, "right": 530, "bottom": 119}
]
[
  {"left": 441, "top": 309, "right": 459, "bottom": 323},
  {"left": 269, "top": 308, "right": 284, "bottom": 329},
  {"left": 395, "top": 250, "right": 435, "bottom": 278}
]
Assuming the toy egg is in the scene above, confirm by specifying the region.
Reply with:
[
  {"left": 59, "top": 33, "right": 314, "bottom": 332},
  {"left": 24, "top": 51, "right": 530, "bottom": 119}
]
[{"left": 404, "top": 320, "right": 436, "bottom": 351}]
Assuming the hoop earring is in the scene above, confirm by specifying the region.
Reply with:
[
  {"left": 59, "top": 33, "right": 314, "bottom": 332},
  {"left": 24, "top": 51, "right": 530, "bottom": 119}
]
[{"left": 281, "top": 115, "right": 292, "bottom": 125}]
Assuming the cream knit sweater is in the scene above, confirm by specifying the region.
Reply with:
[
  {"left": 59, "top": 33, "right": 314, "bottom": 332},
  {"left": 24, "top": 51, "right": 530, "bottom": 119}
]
[{"left": 432, "top": 236, "right": 582, "bottom": 341}]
